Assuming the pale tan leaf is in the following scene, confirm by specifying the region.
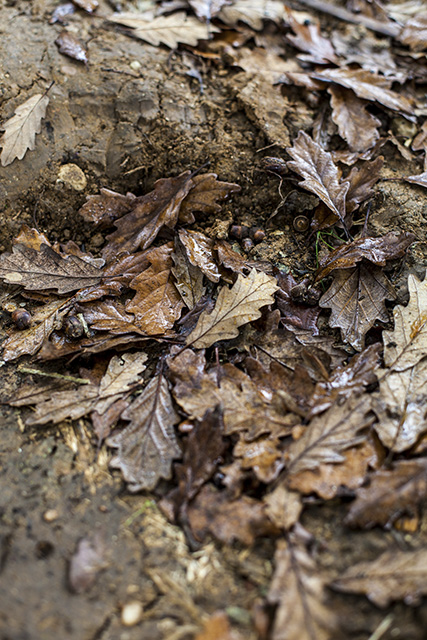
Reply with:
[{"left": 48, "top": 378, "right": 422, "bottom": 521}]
[
  {"left": 286, "top": 131, "right": 349, "bottom": 224},
  {"left": 0, "top": 93, "right": 49, "bottom": 167},
  {"left": 404, "top": 171, "right": 427, "bottom": 188},
  {"left": 268, "top": 538, "right": 337, "bottom": 640},
  {"left": 219, "top": 0, "right": 285, "bottom": 30},
  {"left": 108, "top": 12, "right": 218, "bottom": 48},
  {"left": 172, "top": 235, "right": 205, "bottom": 309},
  {"left": 0, "top": 244, "right": 103, "bottom": 293},
  {"left": 188, "top": 0, "right": 230, "bottom": 21},
  {"left": 286, "top": 396, "right": 374, "bottom": 476},
  {"left": 235, "top": 47, "right": 301, "bottom": 84},
  {"left": 382, "top": 274, "right": 427, "bottom": 371},
  {"left": 328, "top": 86, "right": 381, "bottom": 153},
  {"left": 332, "top": 549, "right": 427, "bottom": 607},
  {"left": 399, "top": 14, "right": 427, "bottom": 51},
  {"left": 345, "top": 459, "right": 427, "bottom": 529},
  {"left": 264, "top": 485, "right": 302, "bottom": 530},
  {"left": 186, "top": 269, "right": 278, "bottom": 348},
  {"left": 285, "top": 8, "right": 337, "bottom": 64},
  {"left": 319, "top": 264, "right": 395, "bottom": 351},
  {"left": 107, "top": 374, "right": 181, "bottom": 491}
]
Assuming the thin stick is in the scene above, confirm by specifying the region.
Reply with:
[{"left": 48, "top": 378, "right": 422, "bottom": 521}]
[
  {"left": 367, "top": 615, "right": 394, "bottom": 640},
  {"left": 296, "top": 0, "right": 401, "bottom": 38},
  {"left": 18, "top": 367, "right": 90, "bottom": 385}
]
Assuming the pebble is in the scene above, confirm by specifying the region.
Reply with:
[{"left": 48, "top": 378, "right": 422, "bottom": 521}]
[
  {"left": 43, "top": 509, "right": 59, "bottom": 522},
  {"left": 57, "top": 164, "right": 87, "bottom": 191},
  {"left": 130, "top": 60, "right": 141, "bottom": 71},
  {"left": 121, "top": 601, "right": 143, "bottom": 627}
]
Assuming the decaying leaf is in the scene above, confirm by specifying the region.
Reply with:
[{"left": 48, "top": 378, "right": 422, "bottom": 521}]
[
  {"left": 285, "top": 8, "right": 337, "bottom": 64},
  {"left": 219, "top": 0, "right": 285, "bottom": 30},
  {"left": 275, "top": 270, "right": 320, "bottom": 335},
  {"left": 287, "top": 131, "right": 349, "bottom": 226},
  {"left": 0, "top": 243, "right": 103, "bottom": 293},
  {"left": 172, "top": 235, "right": 205, "bottom": 308},
  {"left": 328, "top": 86, "right": 381, "bottom": 152},
  {"left": 345, "top": 458, "right": 427, "bottom": 529},
  {"left": 187, "top": 269, "right": 278, "bottom": 348},
  {"left": 195, "top": 611, "right": 244, "bottom": 640},
  {"left": 332, "top": 549, "right": 427, "bottom": 607},
  {"left": 345, "top": 157, "right": 384, "bottom": 216},
  {"left": 103, "top": 171, "right": 194, "bottom": 260},
  {"left": 78, "top": 188, "right": 136, "bottom": 225},
  {"left": 80, "top": 299, "right": 145, "bottom": 334},
  {"left": 404, "top": 172, "right": 427, "bottom": 189},
  {"left": 399, "top": 14, "right": 427, "bottom": 51},
  {"left": 268, "top": 537, "right": 337, "bottom": 640},
  {"left": 178, "top": 229, "right": 221, "bottom": 282},
  {"left": 0, "top": 93, "right": 49, "bottom": 167},
  {"left": 319, "top": 263, "right": 396, "bottom": 351},
  {"left": 107, "top": 373, "right": 181, "bottom": 491},
  {"left": 263, "top": 485, "right": 302, "bottom": 530},
  {"left": 178, "top": 173, "right": 241, "bottom": 224},
  {"left": 233, "top": 432, "right": 284, "bottom": 483},
  {"left": 55, "top": 30, "right": 88, "bottom": 63},
  {"left": 109, "top": 12, "right": 218, "bottom": 48}
]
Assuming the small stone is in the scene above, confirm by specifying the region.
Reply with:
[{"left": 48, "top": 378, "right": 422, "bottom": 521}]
[
  {"left": 43, "top": 509, "right": 59, "bottom": 522},
  {"left": 57, "top": 164, "right": 87, "bottom": 191},
  {"left": 130, "top": 60, "right": 141, "bottom": 71},
  {"left": 121, "top": 601, "right": 143, "bottom": 627}
]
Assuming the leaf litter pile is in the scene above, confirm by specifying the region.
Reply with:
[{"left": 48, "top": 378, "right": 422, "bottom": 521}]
[{"left": 2, "top": 0, "right": 427, "bottom": 638}]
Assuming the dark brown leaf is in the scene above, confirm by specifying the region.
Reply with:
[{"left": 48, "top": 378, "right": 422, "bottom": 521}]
[
  {"left": 0, "top": 243, "right": 103, "bottom": 293},
  {"left": 77, "top": 251, "right": 150, "bottom": 301},
  {"left": 78, "top": 188, "right": 136, "bottom": 225},
  {"left": 319, "top": 263, "right": 396, "bottom": 350},
  {"left": 178, "top": 173, "right": 240, "bottom": 224},
  {"left": 215, "top": 239, "right": 273, "bottom": 276},
  {"left": 107, "top": 373, "right": 181, "bottom": 491},
  {"left": 102, "top": 171, "right": 194, "bottom": 260},
  {"left": 328, "top": 86, "right": 381, "bottom": 153},
  {"left": 55, "top": 30, "right": 88, "bottom": 63},
  {"left": 275, "top": 270, "right": 320, "bottom": 335},
  {"left": 81, "top": 299, "right": 144, "bottom": 334},
  {"left": 345, "top": 156, "right": 384, "bottom": 216}
]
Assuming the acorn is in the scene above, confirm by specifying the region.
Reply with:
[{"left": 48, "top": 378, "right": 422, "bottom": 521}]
[
  {"left": 229, "top": 224, "right": 249, "bottom": 240},
  {"left": 63, "top": 315, "right": 84, "bottom": 339},
  {"left": 11, "top": 308, "right": 32, "bottom": 330},
  {"left": 252, "top": 228, "right": 266, "bottom": 244},
  {"left": 293, "top": 215, "right": 309, "bottom": 232}
]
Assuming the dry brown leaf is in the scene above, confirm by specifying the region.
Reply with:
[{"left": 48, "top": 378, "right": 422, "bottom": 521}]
[
  {"left": 107, "top": 373, "right": 181, "bottom": 491},
  {"left": 275, "top": 270, "right": 320, "bottom": 336},
  {"left": 2, "top": 298, "right": 73, "bottom": 362},
  {"left": 312, "top": 68, "right": 415, "bottom": 115},
  {"left": 345, "top": 458, "right": 427, "bottom": 529},
  {"left": 108, "top": 12, "right": 218, "bottom": 48},
  {"left": 235, "top": 47, "right": 301, "bottom": 84},
  {"left": 126, "top": 244, "right": 184, "bottom": 335},
  {"left": 77, "top": 251, "right": 151, "bottom": 302},
  {"left": 55, "top": 30, "right": 88, "bottom": 63},
  {"left": 172, "top": 234, "right": 205, "bottom": 309},
  {"left": 382, "top": 274, "right": 427, "bottom": 371},
  {"left": 285, "top": 396, "right": 374, "bottom": 476},
  {"left": 345, "top": 157, "right": 384, "bottom": 216},
  {"left": 195, "top": 611, "right": 243, "bottom": 640},
  {"left": 178, "top": 173, "right": 241, "bottom": 224},
  {"left": 178, "top": 229, "right": 221, "bottom": 282},
  {"left": 268, "top": 537, "right": 337, "bottom": 640},
  {"left": 287, "top": 131, "right": 349, "bottom": 226},
  {"left": 404, "top": 172, "right": 427, "bottom": 189},
  {"left": 0, "top": 243, "right": 103, "bottom": 293},
  {"left": 0, "top": 93, "right": 49, "bottom": 167},
  {"left": 316, "top": 231, "right": 415, "bottom": 281},
  {"left": 263, "top": 485, "right": 302, "bottom": 531},
  {"left": 215, "top": 239, "right": 273, "bottom": 277},
  {"left": 399, "top": 14, "right": 427, "bottom": 51},
  {"left": 218, "top": 0, "right": 285, "bottom": 30},
  {"left": 285, "top": 8, "right": 337, "bottom": 64},
  {"left": 233, "top": 433, "right": 283, "bottom": 483},
  {"left": 331, "top": 549, "right": 427, "bottom": 607},
  {"left": 78, "top": 188, "right": 136, "bottom": 225},
  {"left": 186, "top": 268, "right": 278, "bottom": 348},
  {"left": 319, "top": 263, "right": 396, "bottom": 351},
  {"left": 102, "top": 171, "right": 194, "bottom": 260},
  {"left": 14, "top": 225, "right": 51, "bottom": 251},
  {"left": 80, "top": 299, "right": 144, "bottom": 334},
  {"left": 328, "top": 86, "right": 381, "bottom": 152},
  {"left": 10, "top": 352, "right": 147, "bottom": 426}
]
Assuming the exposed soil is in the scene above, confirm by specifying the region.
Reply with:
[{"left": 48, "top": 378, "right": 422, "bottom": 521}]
[{"left": 1, "top": 1, "right": 427, "bottom": 639}]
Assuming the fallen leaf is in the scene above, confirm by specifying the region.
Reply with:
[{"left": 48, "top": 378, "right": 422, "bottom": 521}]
[
  {"left": 81, "top": 299, "right": 145, "bottom": 334},
  {"left": 315, "top": 231, "right": 415, "bottom": 281},
  {"left": 286, "top": 131, "right": 349, "bottom": 226},
  {"left": 399, "top": 14, "right": 427, "bottom": 51},
  {"left": 404, "top": 172, "right": 427, "bottom": 189},
  {"left": 0, "top": 93, "right": 49, "bottom": 167},
  {"left": 71, "top": 0, "right": 98, "bottom": 12},
  {"left": 172, "top": 234, "right": 205, "bottom": 308},
  {"left": 107, "top": 373, "right": 181, "bottom": 491},
  {"left": 14, "top": 224, "right": 51, "bottom": 251},
  {"left": 233, "top": 432, "right": 283, "bottom": 483},
  {"left": 345, "top": 458, "right": 427, "bottom": 528},
  {"left": 285, "top": 8, "right": 337, "bottom": 64},
  {"left": 102, "top": 171, "right": 194, "bottom": 260},
  {"left": 218, "top": 0, "right": 285, "bottom": 30},
  {"left": 78, "top": 188, "right": 136, "bottom": 225},
  {"left": 319, "top": 263, "right": 396, "bottom": 351},
  {"left": 268, "top": 537, "right": 337, "bottom": 640},
  {"left": 235, "top": 47, "right": 301, "bottom": 84},
  {"left": 312, "top": 68, "right": 415, "bottom": 115},
  {"left": 55, "top": 30, "right": 88, "bottom": 63},
  {"left": 126, "top": 243, "right": 184, "bottom": 334},
  {"left": 178, "top": 173, "right": 241, "bottom": 224},
  {"left": 331, "top": 549, "right": 427, "bottom": 607},
  {"left": 77, "top": 251, "right": 150, "bottom": 301},
  {"left": 109, "top": 12, "right": 218, "bottom": 48},
  {"left": 215, "top": 239, "right": 273, "bottom": 277},
  {"left": 69, "top": 536, "right": 107, "bottom": 594},
  {"left": 178, "top": 229, "right": 221, "bottom": 282},
  {"left": 345, "top": 157, "right": 384, "bottom": 216},
  {"left": 195, "top": 611, "right": 243, "bottom": 640},
  {"left": 328, "top": 86, "right": 381, "bottom": 152},
  {"left": 285, "top": 395, "right": 374, "bottom": 476},
  {"left": 275, "top": 270, "right": 320, "bottom": 335},
  {"left": 186, "top": 269, "right": 278, "bottom": 348},
  {"left": 263, "top": 485, "right": 302, "bottom": 530},
  {"left": 0, "top": 243, "right": 103, "bottom": 293},
  {"left": 189, "top": 0, "right": 230, "bottom": 21}
]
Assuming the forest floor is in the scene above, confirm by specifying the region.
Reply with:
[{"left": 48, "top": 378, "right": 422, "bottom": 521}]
[{"left": 1, "top": 1, "right": 427, "bottom": 639}]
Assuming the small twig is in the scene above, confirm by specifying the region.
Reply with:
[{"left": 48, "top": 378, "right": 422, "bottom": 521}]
[
  {"left": 296, "top": 0, "right": 401, "bottom": 38},
  {"left": 367, "top": 615, "right": 394, "bottom": 640},
  {"left": 18, "top": 367, "right": 91, "bottom": 385}
]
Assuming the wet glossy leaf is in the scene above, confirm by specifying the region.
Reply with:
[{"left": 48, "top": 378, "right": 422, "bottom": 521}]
[
  {"left": 0, "top": 93, "right": 49, "bottom": 167},
  {"left": 178, "top": 228, "right": 221, "bottom": 283},
  {"left": 172, "top": 234, "right": 205, "bottom": 308},
  {"left": 78, "top": 188, "right": 136, "bottom": 225},
  {"left": 187, "top": 269, "right": 278, "bottom": 348}
]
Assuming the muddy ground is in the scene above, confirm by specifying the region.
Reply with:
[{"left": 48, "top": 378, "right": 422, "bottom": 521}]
[{"left": 1, "top": 1, "right": 427, "bottom": 639}]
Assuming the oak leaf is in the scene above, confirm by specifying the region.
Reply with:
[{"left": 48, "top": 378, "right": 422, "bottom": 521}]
[
  {"left": 263, "top": 485, "right": 302, "bottom": 531},
  {"left": 108, "top": 12, "right": 218, "bottom": 48},
  {"left": 345, "top": 458, "right": 427, "bottom": 529},
  {"left": 172, "top": 234, "right": 205, "bottom": 309},
  {"left": 178, "top": 229, "right": 221, "bottom": 282},
  {"left": 102, "top": 171, "right": 194, "bottom": 260},
  {"left": 14, "top": 224, "right": 51, "bottom": 251},
  {"left": 178, "top": 173, "right": 241, "bottom": 224},
  {"left": 0, "top": 93, "right": 49, "bottom": 167},
  {"left": 328, "top": 86, "right": 381, "bottom": 153},
  {"left": 218, "top": 0, "right": 285, "bottom": 30},
  {"left": 268, "top": 537, "right": 337, "bottom": 640},
  {"left": 319, "top": 263, "right": 396, "bottom": 351},
  {"left": 287, "top": 131, "right": 349, "bottom": 226},
  {"left": 78, "top": 188, "right": 136, "bottom": 225},
  {"left": 285, "top": 8, "right": 337, "bottom": 64},
  {"left": 345, "top": 157, "right": 384, "bottom": 216},
  {"left": 331, "top": 549, "right": 427, "bottom": 607},
  {"left": 107, "top": 373, "right": 181, "bottom": 491},
  {"left": 188, "top": 0, "right": 230, "bottom": 21},
  {"left": 233, "top": 432, "right": 284, "bottom": 483},
  {"left": 275, "top": 270, "right": 320, "bottom": 335},
  {"left": 186, "top": 268, "right": 278, "bottom": 348},
  {"left": 0, "top": 243, "right": 103, "bottom": 293},
  {"left": 80, "top": 299, "right": 145, "bottom": 334}
]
